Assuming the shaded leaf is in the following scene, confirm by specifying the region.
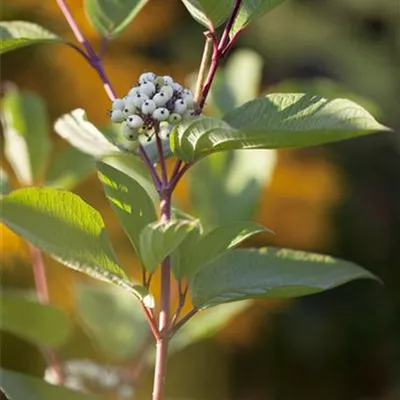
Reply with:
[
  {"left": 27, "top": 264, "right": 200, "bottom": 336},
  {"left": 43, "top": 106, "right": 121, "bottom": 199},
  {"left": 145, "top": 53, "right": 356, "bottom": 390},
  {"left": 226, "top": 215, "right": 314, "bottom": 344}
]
[
  {"left": 97, "top": 162, "right": 157, "bottom": 263},
  {"left": 45, "top": 146, "right": 95, "bottom": 190},
  {"left": 1, "top": 293, "right": 71, "bottom": 348},
  {"left": 190, "top": 247, "right": 379, "bottom": 309},
  {"left": 0, "top": 168, "right": 11, "bottom": 196},
  {"left": 231, "top": 0, "right": 287, "bottom": 34},
  {"left": 188, "top": 149, "right": 276, "bottom": 229},
  {"left": 84, "top": 0, "right": 150, "bottom": 39},
  {"left": 1, "top": 89, "right": 51, "bottom": 185},
  {"left": 0, "top": 368, "right": 100, "bottom": 400},
  {"left": 75, "top": 283, "right": 148, "bottom": 361},
  {"left": 54, "top": 109, "right": 119, "bottom": 157},
  {"left": 180, "top": 0, "right": 234, "bottom": 28},
  {"left": 139, "top": 220, "right": 198, "bottom": 273},
  {"left": 0, "top": 21, "right": 62, "bottom": 54},
  {"left": 0, "top": 187, "right": 149, "bottom": 301},
  {"left": 171, "top": 94, "right": 388, "bottom": 162},
  {"left": 186, "top": 221, "right": 272, "bottom": 277}
]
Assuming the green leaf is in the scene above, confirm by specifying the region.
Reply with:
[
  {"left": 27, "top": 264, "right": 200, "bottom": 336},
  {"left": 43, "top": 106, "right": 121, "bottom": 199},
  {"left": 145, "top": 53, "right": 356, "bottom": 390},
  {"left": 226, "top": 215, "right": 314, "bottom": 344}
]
[
  {"left": 188, "top": 149, "right": 276, "bottom": 229},
  {"left": 0, "top": 187, "right": 149, "bottom": 301},
  {"left": 96, "top": 162, "right": 157, "bottom": 263},
  {"left": 45, "top": 146, "right": 95, "bottom": 190},
  {"left": 171, "top": 94, "right": 389, "bottom": 162},
  {"left": 1, "top": 293, "right": 71, "bottom": 348},
  {"left": 186, "top": 221, "right": 272, "bottom": 278},
  {"left": 180, "top": 0, "right": 234, "bottom": 28},
  {"left": 231, "top": 0, "right": 288, "bottom": 35},
  {"left": 139, "top": 220, "right": 198, "bottom": 273},
  {"left": 171, "top": 219, "right": 203, "bottom": 279},
  {"left": 0, "top": 21, "right": 62, "bottom": 54},
  {"left": 84, "top": 0, "right": 150, "bottom": 39},
  {"left": 0, "top": 368, "right": 100, "bottom": 400},
  {"left": 101, "top": 153, "right": 158, "bottom": 204},
  {"left": 189, "top": 247, "right": 379, "bottom": 309},
  {"left": 54, "top": 109, "right": 119, "bottom": 157},
  {"left": 75, "top": 283, "right": 148, "bottom": 361},
  {"left": 0, "top": 168, "right": 11, "bottom": 196},
  {"left": 211, "top": 49, "right": 263, "bottom": 114},
  {"left": 171, "top": 301, "right": 251, "bottom": 353},
  {"left": 1, "top": 89, "right": 52, "bottom": 185}
]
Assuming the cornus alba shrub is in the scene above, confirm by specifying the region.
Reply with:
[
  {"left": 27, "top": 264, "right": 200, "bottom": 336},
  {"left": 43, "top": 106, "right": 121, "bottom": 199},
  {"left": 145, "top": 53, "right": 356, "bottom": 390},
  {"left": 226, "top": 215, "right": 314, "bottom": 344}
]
[{"left": 0, "top": 1, "right": 391, "bottom": 400}]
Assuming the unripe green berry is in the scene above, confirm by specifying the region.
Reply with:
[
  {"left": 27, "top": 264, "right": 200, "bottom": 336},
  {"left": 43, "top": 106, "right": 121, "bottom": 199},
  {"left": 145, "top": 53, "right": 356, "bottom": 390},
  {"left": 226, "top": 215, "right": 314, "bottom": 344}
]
[{"left": 168, "top": 113, "right": 182, "bottom": 124}]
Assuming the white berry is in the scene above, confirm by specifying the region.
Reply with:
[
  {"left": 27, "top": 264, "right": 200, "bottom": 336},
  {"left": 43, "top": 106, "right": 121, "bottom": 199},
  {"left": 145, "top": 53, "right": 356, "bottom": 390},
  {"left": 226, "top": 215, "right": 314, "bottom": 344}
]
[
  {"left": 110, "top": 109, "right": 124, "bottom": 123},
  {"left": 126, "top": 115, "right": 144, "bottom": 129},
  {"left": 160, "top": 85, "right": 173, "bottom": 99},
  {"left": 132, "top": 93, "right": 149, "bottom": 108},
  {"left": 153, "top": 92, "right": 169, "bottom": 107},
  {"left": 139, "top": 72, "right": 156, "bottom": 84},
  {"left": 112, "top": 99, "right": 125, "bottom": 111},
  {"left": 123, "top": 123, "right": 139, "bottom": 141},
  {"left": 174, "top": 98, "right": 187, "bottom": 114},
  {"left": 182, "top": 90, "right": 194, "bottom": 107},
  {"left": 168, "top": 113, "right": 182, "bottom": 124},
  {"left": 139, "top": 81, "right": 156, "bottom": 97},
  {"left": 163, "top": 76, "right": 174, "bottom": 86},
  {"left": 183, "top": 109, "right": 196, "bottom": 119},
  {"left": 141, "top": 99, "right": 157, "bottom": 114},
  {"left": 122, "top": 104, "right": 137, "bottom": 115},
  {"left": 152, "top": 107, "right": 170, "bottom": 121},
  {"left": 128, "top": 87, "right": 140, "bottom": 97},
  {"left": 172, "top": 82, "right": 183, "bottom": 93}
]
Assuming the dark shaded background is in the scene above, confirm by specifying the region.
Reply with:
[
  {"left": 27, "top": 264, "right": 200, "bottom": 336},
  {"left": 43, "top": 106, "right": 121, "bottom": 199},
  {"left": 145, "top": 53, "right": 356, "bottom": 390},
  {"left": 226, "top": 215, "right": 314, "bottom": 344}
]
[{"left": 1, "top": 0, "right": 400, "bottom": 399}]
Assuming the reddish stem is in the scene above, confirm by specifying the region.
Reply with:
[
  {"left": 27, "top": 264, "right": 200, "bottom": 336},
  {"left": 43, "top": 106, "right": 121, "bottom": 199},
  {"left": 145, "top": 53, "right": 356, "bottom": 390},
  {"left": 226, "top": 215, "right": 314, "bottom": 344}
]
[
  {"left": 170, "top": 308, "right": 198, "bottom": 336},
  {"left": 29, "top": 245, "right": 64, "bottom": 383},
  {"left": 155, "top": 130, "right": 168, "bottom": 186}
]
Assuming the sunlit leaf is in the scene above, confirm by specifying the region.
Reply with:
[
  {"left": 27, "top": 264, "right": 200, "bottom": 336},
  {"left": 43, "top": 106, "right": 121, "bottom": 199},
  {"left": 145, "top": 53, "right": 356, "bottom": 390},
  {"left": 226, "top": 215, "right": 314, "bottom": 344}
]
[
  {"left": 171, "top": 94, "right": 389, "bottom": 162},
  {"left": 0, "top": 21, "right": 62, "bottom": 54},
  {"left": 185, "top": 221, "right": 272, "bottom": 277},
  {"left": 139, "top": 220, "right": 198, "bottom": 273},
  {"left": 1, "top": 89, "right": 51, "bottom": 185},
  {"left": 0, "top": 368, "right": 100, "bottom": 400},
  {"left": 180, "top": 0, "right": 234, "bottom": 28},
  {"left": 84, "top": 0, "right": 150, "bottom": 39},
  {"left": 189, "top": 247, "right": 379, "bottom": 309},
  {"left": 231, "top": 0, "right": 288, "bottom": 35},
  {"left": 45, "top": 147, "right": 95, "bottom": 190},
  {"left": 1, "top": 293, "right": 71, "bottom": 348},
  {"left": 0, "top": 187, "right": 150, "bottom": 301},
  {"left": 75, "top": 283, "right": 148, "bottom": 361},
  {"left": 54, "top": 109, "right": 119, "bottom": 157}
]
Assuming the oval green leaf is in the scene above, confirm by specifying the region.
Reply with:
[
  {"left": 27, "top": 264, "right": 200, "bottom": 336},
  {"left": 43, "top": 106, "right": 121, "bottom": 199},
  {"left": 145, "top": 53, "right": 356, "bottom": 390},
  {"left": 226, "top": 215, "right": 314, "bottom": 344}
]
[
  {"left": 189, "top": 247, "right": 379, "bottom": 309},
  {"left": 84, "top": 0, "right": 150, "bottom": 39},
  {"left": 0, "top": 21, "right": 62, "bottom": 54},
  {"left": 185, "top": 221, "right": 273, "bottom": 278},
  {"left": 0, "top": 368, "right": 100, "bottom": 400},
  {"left": 97, "top": 161, "right": 157, "bottom": 264},
  {"left": 139, "top": 220, "right": 198, "bottom": 273},
  {"left": 0, "top": 187, "right": 149, "bottom": 300},
  {"left": 180, "top": 0, "right": 234, "bottom": 28},
  {"left": 1, "top": 293, "right": 71, "bottom": 348},
  {"left": 231, "top": 0, "right": 288, "bottom": 35},
  {"left": 54, "top": 109, "right": 119, "bottom": 157},
  {"left": 45, "top": 146, "right": 95, "bottom": 190},
  {"left": 1, "top": 89, "right": 52, "bottom": 185},
  {"left": 75, "top": 283, "right": 148, "bottom": 361}
]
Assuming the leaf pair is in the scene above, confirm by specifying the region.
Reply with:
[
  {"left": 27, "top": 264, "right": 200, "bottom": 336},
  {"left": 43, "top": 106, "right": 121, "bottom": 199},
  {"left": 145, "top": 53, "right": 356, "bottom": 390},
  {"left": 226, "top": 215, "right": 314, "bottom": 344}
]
[{"left": 170, "top": 93, "right": 389, "bottom": 162}]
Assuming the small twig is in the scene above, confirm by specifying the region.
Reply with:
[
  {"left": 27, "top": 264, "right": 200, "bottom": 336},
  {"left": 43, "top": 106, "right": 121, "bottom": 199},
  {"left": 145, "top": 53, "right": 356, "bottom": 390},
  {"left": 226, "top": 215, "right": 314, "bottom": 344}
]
[
  {"left": 138, "top": 145, "right": 163, "bottom": 190},
  {"left": 65, "top": 42, "right": 91, "bottom": 63},
  {"left": 168, "top": 162, "right": 192, "bottom": 192},
  {"left": 155, "top": 128, "right": 168, "bottom": 186},
  {"left": 139, "top": 302, "right": 161, "bottom": 341},
  {"left": 221, "top": 29, "right": 244, "bottom": 57},
  {"left": 98, "top": 36, "right": 109, "bottom": 59},
  {"left": 217, "top": 0, "right": 243, "bottom": 52},
  {"left": 170, "top": 307, "right": 198, "bottom": 336},
  {"left": 194, "top": 33, "right": 213, "bottom": 103},
  {"left": 170, "top": 281, "right": 188, "bottom": 329}
]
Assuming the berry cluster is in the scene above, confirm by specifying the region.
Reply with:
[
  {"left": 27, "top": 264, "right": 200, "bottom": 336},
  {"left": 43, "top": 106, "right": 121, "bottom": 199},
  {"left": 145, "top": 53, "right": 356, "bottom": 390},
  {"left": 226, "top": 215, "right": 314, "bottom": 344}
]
[{"left": 109, "top": 72, "right": 198, "bottom": 142}]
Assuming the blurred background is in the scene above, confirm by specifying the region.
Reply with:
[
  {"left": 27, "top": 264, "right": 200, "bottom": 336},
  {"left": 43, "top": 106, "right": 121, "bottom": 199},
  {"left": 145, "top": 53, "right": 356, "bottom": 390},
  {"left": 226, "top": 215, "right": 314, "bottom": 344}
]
[{"left": 1, "top": 0, "right": 400, "bottom": 399}]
